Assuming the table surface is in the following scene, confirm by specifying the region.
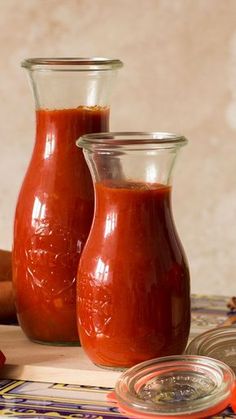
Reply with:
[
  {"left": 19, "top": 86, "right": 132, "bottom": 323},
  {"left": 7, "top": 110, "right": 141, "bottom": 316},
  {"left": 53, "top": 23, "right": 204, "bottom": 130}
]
[{"left": 0, "top": 294, "right": 234, "bottom": 418}]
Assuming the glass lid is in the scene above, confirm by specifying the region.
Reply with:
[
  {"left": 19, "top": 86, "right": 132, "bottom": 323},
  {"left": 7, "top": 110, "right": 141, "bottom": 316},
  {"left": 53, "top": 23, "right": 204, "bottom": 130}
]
[
  {"left": 186, "top": 326, "right": 236, "bottom": 373},
  {"left": 109, "top": 355, "right": 236, "bottom": 418}
]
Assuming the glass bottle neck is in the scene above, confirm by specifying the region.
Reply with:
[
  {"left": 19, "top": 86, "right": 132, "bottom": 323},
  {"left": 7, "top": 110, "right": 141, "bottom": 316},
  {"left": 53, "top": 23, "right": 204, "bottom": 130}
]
[
  {"left": 84, "top": 148, "right": 180, "bottom": 187},
  {"left": 78, "top": 132, "right": 187, "bottom": 187},
  {"left": 27, "top": 69, "right": 119, "bottom": 110},
  {"left": 22, "top": 58, "right": 123, "bottom": 110}
]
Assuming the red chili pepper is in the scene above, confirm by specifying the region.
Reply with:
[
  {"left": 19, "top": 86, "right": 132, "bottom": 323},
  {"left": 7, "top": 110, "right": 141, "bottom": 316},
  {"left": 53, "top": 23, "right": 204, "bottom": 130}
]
[
  {"left": 0, "top": 350, "right": 6, "bottom": 366},
  {"left": 231, "top": 382, "right": 236, "bottom": 413}
]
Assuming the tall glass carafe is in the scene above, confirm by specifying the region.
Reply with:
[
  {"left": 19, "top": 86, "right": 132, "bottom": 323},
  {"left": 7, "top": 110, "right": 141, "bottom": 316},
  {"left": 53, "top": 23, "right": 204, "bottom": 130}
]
[
  {"left": 77, "top": 132, "right": 190, "bottom": 368},
  {"left": 13, "top": 58, "right": 123, "bottom": 344}
]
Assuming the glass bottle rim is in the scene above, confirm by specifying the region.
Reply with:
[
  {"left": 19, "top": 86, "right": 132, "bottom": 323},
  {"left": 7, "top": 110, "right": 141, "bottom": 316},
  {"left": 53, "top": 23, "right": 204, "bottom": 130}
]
[
  {"left": 111, "top": 355, "right": 235, "bottom": 418},
  {"left": 21, "top": 57, "right": 123, "bottom": 71},
  {"left": 77, "top": 131, "right": 188, "bottom": 151}
]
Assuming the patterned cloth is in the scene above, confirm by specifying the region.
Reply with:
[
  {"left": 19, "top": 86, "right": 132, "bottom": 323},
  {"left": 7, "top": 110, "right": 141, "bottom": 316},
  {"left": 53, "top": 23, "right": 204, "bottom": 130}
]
[{"left": 224, "top": 297, "right": 236, "bottom": 326}]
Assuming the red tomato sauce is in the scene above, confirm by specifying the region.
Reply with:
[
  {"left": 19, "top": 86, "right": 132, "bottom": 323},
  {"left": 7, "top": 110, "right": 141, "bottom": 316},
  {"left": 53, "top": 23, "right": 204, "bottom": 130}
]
[
  {"left": 13, "top": 106, "right": 109, "bottom": 343},
  {"left": 78, "top": 181, "right": 190, "bottom": 367}
]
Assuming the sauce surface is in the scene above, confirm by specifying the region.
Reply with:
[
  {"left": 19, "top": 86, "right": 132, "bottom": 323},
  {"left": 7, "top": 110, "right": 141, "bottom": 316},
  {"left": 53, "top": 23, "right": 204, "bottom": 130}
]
[
  {"left": 78, "top": 181, "right": 190, "bottom": 366},
  {"left": 13, "top": 106, "right": 109, "bottom": 343}
]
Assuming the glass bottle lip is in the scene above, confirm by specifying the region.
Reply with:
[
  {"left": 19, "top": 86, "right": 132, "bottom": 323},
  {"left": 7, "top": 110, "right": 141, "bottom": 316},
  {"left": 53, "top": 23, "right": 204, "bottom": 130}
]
[
  {"left": 111, "top": 355, "right": 235, "bottom": 418},
  {"left": 186, "top": 326, "right": 236, "bottom": 372},
  {"left": 77, "top": 131, "right": 188, "bottom": 151},
  {"left": 21, "top": 57, "right": 123, "bottom": 71}
]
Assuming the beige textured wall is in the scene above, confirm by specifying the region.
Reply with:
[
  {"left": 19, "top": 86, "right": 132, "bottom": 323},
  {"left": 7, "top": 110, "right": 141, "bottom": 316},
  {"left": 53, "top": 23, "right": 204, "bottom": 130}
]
[{"left": 0, "top": 0, "right": 236, "bottom": 295}]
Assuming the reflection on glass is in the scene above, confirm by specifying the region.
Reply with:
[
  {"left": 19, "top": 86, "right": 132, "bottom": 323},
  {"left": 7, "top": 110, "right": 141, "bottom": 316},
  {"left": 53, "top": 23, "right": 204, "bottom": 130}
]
[
  {"left": 44, "top": 132, "right": 55, "bottom": 159},
  {"left": 104, "top": 211, "right": 117, "bottom": 238},
  {"left": 146, "top": 163, "right": 157, "bottom": 183},
  {"left": 31, "top": 197, "right": 46, "bottom": 226},
  {"left": 95, "top": 257, "right": 109, "bottom": 282}
]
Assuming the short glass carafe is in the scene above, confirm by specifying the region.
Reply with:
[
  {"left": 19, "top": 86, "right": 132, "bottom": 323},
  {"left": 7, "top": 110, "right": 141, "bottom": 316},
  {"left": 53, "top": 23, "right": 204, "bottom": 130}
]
[
  {"left": 77, "top": 132, "right": 191, "bottom": 368},
  {"left": 12, "top": 58, "right": 123, "bottom": 345}
]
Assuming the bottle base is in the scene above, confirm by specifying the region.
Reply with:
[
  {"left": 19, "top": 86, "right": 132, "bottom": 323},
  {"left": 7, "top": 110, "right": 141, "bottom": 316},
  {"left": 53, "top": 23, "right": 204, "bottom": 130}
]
[
  {"left": 30, "top": 338, "right": 81, "bottom": 347},
  {"left": 94, "top": 363, "right": 128, "bottom": 372}
]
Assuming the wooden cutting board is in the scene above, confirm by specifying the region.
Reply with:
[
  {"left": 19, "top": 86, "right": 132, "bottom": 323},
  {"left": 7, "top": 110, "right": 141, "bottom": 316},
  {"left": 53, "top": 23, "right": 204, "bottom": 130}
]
[{"left": 0, "top": 325, "right": 122, "bottom": 387}]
